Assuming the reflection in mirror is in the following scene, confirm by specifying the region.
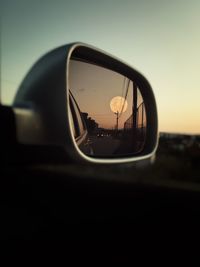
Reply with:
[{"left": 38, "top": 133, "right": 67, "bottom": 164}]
[{"left": 69, "top": 59, "right": 147, "bottom": 158}]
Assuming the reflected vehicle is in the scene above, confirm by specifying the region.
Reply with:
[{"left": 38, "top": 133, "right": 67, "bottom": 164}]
[
  {"left": 97, "top": 133, "right": 104, "bottom": 138},
  {"left": 69, "top": 92, "right": 94, "bottom": 156},
  {"left": 69, "top": 59, "right": 147, "bottom": 158}
]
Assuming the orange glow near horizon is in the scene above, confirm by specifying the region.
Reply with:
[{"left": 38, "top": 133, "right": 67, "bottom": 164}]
[{"left": 2, "top": 1, "right": 200, "bottom": 135}]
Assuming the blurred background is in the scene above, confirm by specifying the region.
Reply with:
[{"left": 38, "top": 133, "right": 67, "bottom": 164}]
[{"left": 1, "top": 0, "right": 200, "bottom": 134}]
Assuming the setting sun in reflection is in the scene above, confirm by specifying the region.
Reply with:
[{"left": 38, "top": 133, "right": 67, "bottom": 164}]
[{"left": 110, "top": 96, "right": 128, "bottom": 114}]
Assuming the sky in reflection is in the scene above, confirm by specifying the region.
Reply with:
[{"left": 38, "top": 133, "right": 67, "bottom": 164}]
[{"left": 69, "top": 60, "right": 144, "bottom": 129}]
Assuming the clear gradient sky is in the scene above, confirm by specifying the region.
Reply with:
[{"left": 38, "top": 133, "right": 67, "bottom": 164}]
[{"left": 1, "top": 0, "right": 200, "bottom": 134}]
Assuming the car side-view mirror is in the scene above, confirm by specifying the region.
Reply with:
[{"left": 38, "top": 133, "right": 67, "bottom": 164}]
[
  {"left": 69, "top": 58, "right": 147, "bottom": 159},
  {"left": 12, "top": 42, "right": 158, "bottom": 164}
]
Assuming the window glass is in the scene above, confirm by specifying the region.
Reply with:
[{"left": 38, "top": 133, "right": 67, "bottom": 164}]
[
  {"left": 69, "top": 106, "right": 76, "bottom": 138},
  {"left": 70, "top": 94, "right": 85, "bottom": 137}
]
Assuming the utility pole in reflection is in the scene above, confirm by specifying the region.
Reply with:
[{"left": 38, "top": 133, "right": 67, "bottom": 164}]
[{"left": 115, "top": 111, "right": 119, "bottom": 131}]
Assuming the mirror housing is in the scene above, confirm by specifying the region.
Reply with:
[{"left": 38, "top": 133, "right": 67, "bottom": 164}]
[{"left": 13, "top": 42, "right": 158, "bottom": 164}]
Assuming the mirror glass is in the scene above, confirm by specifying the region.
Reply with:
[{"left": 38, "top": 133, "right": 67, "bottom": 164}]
[{"left": 69, "top": 59, "right": 147, "bottom": 158}]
